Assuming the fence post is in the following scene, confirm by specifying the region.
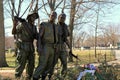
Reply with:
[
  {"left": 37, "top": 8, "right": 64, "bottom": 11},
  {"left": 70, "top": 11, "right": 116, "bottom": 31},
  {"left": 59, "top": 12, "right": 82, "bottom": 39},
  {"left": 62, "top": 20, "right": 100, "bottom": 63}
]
[
  {"left": 89, "top": 52, "right": 91, "bottom": 63},
  {"left": 104, "top": 53, "right": 107, "bottom": 64}
]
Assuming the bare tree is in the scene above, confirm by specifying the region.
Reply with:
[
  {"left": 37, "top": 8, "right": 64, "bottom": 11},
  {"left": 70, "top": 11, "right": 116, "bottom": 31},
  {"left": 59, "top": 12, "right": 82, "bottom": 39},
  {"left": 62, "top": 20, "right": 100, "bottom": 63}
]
[
  {"left": 94, "top": 3, "right": 100, "bottom": 57},
  {"left": 40, "top": 0, "right": 64, "bottom": 17},
  {"left": 102, "top": 24, "right": 120, "bottom": 46},
  {"left": 5, "top": 0, "right": 36, "bottom": 19},
  {"left": 74, "top": 31, "right": 88, "bottom": 48},
  {"left": 3, "top": 0, "right": 120, "bottom": 62},
  {"left": 83, "top": 23, "right": 120, "bottom": 48}
]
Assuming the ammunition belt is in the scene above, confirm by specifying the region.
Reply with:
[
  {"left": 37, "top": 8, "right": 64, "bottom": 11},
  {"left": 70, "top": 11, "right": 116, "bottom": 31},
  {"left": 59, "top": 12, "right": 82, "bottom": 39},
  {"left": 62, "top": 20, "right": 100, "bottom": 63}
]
[{"left": 18, "top": 39, "right": 33, "bottom": 42}]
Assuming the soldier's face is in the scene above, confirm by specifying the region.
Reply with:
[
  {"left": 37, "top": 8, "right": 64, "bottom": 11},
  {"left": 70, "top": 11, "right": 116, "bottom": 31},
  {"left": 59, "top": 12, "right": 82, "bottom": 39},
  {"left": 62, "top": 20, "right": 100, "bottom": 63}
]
[
  {"left": 58, "top": 16, "right": 66, "bottom": 23},
  {"left": 49, "top": 13, "right": 57, "bottom": 22},
  {"left": 28, "top": 13, "right": 38, "bottom": 21},
  {"left": 29, "top": 15, "right": 37, "bottom": 22}
]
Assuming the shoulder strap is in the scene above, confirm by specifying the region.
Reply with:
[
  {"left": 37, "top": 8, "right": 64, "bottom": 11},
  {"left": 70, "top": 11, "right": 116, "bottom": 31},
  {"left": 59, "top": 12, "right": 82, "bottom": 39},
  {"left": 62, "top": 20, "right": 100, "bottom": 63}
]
[
  {"left": 22, "top": 21, "right": 34, "bottom": 39},
  {"left": 53, "top": 23, "right": 56, "bottom": 43}
]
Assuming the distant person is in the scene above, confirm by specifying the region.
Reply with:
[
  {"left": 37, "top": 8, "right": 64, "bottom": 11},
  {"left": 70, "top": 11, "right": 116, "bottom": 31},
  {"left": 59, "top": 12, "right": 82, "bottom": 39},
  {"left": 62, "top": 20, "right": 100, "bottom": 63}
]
[{"left": 12, "top": 11, "right": 39, "bottom": 80}]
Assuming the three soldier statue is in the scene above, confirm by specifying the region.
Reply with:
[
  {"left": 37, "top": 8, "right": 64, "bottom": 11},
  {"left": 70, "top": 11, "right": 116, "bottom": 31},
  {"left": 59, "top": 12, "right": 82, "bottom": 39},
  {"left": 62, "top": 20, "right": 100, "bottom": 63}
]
[{"left": 12, "top": 11, "right": 77, "bottom": 80}]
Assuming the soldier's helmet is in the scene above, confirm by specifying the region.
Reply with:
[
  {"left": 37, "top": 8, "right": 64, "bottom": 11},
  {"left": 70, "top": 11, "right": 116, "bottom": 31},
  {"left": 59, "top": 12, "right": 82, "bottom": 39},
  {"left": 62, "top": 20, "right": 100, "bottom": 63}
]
[{"left": 27, "top": 11, "right": 39, "bottom": 19}]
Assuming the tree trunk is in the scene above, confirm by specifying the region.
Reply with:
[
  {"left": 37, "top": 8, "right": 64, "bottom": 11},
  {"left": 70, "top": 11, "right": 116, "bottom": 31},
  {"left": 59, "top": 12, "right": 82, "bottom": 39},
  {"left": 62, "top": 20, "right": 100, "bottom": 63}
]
[
  {"left": 95, "top": 4, "right": 100, "bottom": 58},
  {"left": 0, "top": 0, "right": 8, "bottom": 67},
  {"left": 68, "top": 0, "right": 76, "bottom": 62}
]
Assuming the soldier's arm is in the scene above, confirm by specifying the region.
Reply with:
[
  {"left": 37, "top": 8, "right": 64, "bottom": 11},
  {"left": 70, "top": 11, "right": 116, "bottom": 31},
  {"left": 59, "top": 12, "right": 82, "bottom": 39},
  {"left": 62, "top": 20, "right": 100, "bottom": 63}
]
[
  {"left": 12, "top": 17, "right": 18, "bottom": 34},
  {"left": 34, "top": 25, "right": 38, "bottom": 40},
  {"left": 37, "top": 23, "right": 45, "bottom": 53},
  {"left": 12, "top": 17, "right": 26, "bottom": 35},
  {"left": 65, "top": 25, "right": 72, "bottom": 51},
  {"left": 12, "top": 25, "right": 17, "bottom": 35},
  {"left": 65, "top": 38, "right": 72, "bottom": 51}
]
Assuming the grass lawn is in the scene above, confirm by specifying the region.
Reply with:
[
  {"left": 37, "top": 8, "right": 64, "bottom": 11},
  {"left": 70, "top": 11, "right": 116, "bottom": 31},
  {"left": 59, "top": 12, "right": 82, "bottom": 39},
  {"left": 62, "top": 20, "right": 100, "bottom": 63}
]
[
  {"left": 1, "top": 49, "right": 120, "bottom": 80},
  {"left": 5, "top": 49, "right": 115, "bottom": 68}
]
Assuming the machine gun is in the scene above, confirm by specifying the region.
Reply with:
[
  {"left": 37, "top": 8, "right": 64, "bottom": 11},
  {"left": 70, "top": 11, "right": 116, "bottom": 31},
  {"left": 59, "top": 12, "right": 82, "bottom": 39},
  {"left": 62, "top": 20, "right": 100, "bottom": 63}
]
[
  {"left": 14, "top": 16, "right": 26, "bottom": 22},
  {"left": 69, "top": 50, "right": 81, "bottom": 61}
]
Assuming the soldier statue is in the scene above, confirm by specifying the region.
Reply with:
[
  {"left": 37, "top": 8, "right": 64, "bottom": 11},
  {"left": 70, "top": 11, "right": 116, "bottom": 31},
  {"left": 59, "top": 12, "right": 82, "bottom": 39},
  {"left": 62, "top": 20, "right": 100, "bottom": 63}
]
[
  {"left": 33, "top": 11, "right": 58, "bottom": 80},
  {"left": 12, "top": 11, "right": 39, "bottom": 80}
]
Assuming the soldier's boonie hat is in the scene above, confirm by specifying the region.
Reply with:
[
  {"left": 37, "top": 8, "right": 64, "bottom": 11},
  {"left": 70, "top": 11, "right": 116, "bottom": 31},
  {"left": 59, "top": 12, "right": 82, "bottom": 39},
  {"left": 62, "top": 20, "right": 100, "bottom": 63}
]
[{"left": 27, "top": 11, "right": 39, "bottom": 19}]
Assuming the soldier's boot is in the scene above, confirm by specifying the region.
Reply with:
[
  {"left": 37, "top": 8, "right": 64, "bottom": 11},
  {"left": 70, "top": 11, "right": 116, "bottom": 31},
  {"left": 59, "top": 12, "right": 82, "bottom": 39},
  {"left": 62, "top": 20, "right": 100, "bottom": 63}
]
[
  {"left": 68, "top": 58, "right": 73, "bottom": 62},
  {"left": 33, "top": 77, "right": 39, "bottom": 80},
  {"left": 25, "top": 75, "right": 31, "bottom": 80},
  {"left": 61, "top": 70, "right": 67, "bottom": 78},
  {"left": 15, "top": 74, "right": 21, "bottom": 80},
  {"left": 25, "top": 77, "right": 31, "bottom": 80},
  {"left": 48, "top": 75, "right": 52, "bottom": 80},
  {"left": 15, "top": 77, "right": 21, "bottom": 80},
  {"left": 41, "top": 75, "right": 46, "bottom": 80}
]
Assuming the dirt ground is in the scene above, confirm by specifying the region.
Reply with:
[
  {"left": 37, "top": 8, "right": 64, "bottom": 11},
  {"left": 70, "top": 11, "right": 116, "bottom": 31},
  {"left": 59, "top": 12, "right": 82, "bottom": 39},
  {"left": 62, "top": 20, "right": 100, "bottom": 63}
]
[
  {"left": 0, "top": 70, "right": 15, "bottom": 80},
  {"left": 0, "top": 69, "right": 25, "bottom": 80}
]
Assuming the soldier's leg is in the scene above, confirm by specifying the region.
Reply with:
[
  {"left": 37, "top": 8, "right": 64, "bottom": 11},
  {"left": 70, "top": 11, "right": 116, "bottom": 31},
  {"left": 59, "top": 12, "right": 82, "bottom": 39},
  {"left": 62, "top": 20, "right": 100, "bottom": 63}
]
[
  {"left": 41, "top": 74, "right": 47, "bottom": 80},
  {"left": 15, "top": 49, "right": 27, "bottom": 78},
  {"left": 68, "top": 53, "right": 73, "bottom": 62},
  {"left": 48, "top": 52, "right": 59, "bottom": 79},
  {"left": 59, "top": 51, "right": 67, "bottom": 77},
  {"left": 33, "top": 50, "right": 49, "bottom": 80},
  {"left": 44, "top": 47, "right": 54, "bottom": 80},
  {"left": 26, "top": 51, "right": 35, "bottom": 80}
]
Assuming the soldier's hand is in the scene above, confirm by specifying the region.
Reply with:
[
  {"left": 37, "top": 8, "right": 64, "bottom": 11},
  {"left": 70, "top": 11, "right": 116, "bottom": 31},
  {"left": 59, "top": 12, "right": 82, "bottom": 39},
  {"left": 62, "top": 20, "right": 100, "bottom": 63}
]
[
  {"left": 19, "top": 18, "right": 26, "bottom": 22},
  {"left": 69, "top": 49, "right": 72, "bottom": 53},
  {"left": 13, "top": 19, "right": 18, "bottom": 27},
  {"left": 37, "top": 47, "right": 43, "bottom": 55}
]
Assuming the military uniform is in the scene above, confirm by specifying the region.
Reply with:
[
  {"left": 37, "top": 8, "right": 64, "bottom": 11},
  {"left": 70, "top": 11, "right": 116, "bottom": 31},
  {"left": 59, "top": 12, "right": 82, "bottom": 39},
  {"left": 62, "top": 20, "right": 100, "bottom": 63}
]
[
  {"left": 15, "top": 22, "right": 38, "bottom": 79},
  {"left": 49, "top": 13, "right": 71, "bottom": 79},
  {"left": 14, "top": 15, "right": 38, "bottom": 79},
  {"left": 56, "top": 22, "right": 69, "bottom": 77},
  {"left": 33, "top": 21, "right": 58, "bottom": 80}
]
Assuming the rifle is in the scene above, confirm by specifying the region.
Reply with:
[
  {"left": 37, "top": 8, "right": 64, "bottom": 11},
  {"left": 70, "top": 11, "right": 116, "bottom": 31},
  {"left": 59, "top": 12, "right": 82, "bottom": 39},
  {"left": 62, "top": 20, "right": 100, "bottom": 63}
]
[
  {"left": 15, "top": 16, "right": 35, "bottom": 40},
  {"left": 12, "top": 16, "right": 25, "bottom": 56},
  {"left": 64, "top": 39, "right": 80, "bottom": 61},
  {"left": 12, "top": 16, "right": 19, "bottom": 57},
  {"left": 69, "top": 51, "right": 81, "bottom": 61},
  {"left": 12, "top": 16, "right": 20, "bottom": 35},
  {"left": 15, "top": 17, "right": 26, "bottom": 22},
  {"left": 12, "top": 16, "right": 26, "bottom": 57}
]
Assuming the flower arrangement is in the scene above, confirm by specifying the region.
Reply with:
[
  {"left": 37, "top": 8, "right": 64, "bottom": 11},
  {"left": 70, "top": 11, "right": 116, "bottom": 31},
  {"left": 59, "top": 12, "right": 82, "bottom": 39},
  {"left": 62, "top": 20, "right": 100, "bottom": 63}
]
[
  {"left": 84, "top": 64, "right": 97, "bottom": 70},
  {"left": 77, "top": 64, "right": 100, "bottom": 80}
]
